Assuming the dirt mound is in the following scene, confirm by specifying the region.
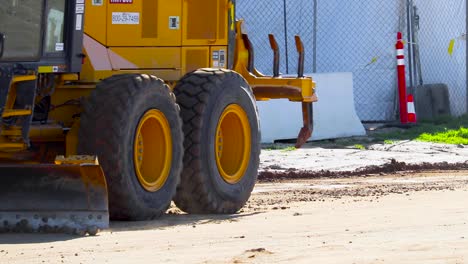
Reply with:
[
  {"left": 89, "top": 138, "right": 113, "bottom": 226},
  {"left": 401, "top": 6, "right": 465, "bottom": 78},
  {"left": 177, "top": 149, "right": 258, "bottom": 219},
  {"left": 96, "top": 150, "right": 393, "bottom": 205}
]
[{"left": 258, "top": 159, "right": 468, "bottom": 182}]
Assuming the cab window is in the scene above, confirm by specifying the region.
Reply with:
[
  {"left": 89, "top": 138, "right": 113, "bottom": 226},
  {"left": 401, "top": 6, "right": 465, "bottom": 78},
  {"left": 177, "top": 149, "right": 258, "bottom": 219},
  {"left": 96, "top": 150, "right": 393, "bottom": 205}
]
[
  {"left": 45, "top": 0, "right": 66, "bottom": 54},
  {"left": 0, "top": 0, "right": 44, "bottom": 61}
]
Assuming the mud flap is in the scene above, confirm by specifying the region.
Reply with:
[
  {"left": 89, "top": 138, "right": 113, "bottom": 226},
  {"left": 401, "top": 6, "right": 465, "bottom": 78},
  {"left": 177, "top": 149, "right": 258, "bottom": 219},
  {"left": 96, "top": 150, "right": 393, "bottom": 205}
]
[{"left": 0, "top": 163, "right": 109, "bottom": 235}]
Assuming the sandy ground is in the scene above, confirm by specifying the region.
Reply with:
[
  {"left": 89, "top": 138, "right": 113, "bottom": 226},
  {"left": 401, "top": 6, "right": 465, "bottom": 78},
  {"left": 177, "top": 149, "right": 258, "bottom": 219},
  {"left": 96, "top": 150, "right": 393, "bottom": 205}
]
[{"left": 1, "top": 171, "right": 468, "bottom": 264}]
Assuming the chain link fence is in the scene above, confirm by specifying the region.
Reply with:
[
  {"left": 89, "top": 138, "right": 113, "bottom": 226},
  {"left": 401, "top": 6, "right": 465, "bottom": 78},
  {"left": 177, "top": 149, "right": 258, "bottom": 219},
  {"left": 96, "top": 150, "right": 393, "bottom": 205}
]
[
  {"left": 236, "top": 0, "right": 314, "bottom": 78},
  {"left": 236, "top": 1, "right": 287, "bottom": 75},
  {"left": 237, "top": 0, "right": 467, "bottom": 121},
  {"left": 413, "top": 0, "right": 467, "bottom": 116}
]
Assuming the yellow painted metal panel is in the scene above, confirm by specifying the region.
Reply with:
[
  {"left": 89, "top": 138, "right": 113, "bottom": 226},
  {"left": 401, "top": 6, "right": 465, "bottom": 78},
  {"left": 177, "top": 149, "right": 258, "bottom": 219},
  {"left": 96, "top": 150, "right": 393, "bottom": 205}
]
[
  {"left": 107, "top": 0, "right": 182, "bottom": 47},
  {"left": 80, "top": 68, "right": 182, "bottom": 84},
  {"left": 142, "top": 0, "right": 158, "bottom": 39},
  {"left": 38, "top": 66, "right": 56, "bottom": 73},
  {"left": 182, "top": 47, "right": 209, "bottom": 75},
  {"left": 84, "top": 0, "right": 108, "bottom": 45},
  {"left": 13, "top": 76, "right": 36, "bottom": 82},
  {"left": 182, "top": 0, "right": 228, "bottom": 46},
  {"left": 29, "top": 125, "right": 65, "bottom": 142},
  {"left": 109, "top": 47, "right": 181, "bottom": 69}
]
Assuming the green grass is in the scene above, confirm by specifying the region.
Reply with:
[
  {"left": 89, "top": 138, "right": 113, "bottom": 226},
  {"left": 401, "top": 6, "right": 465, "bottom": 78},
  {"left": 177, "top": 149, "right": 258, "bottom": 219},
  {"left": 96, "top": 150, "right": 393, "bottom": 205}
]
[
  {"left": 262, "top": 144, "right": 296, "bottom": 151},
  {"left": 281, "top": 146, "right": 297, "bottom": 152},
  {"left": 383, "top": 140, "right": 394, "bottom": 145},
  {"left": 375, "top": 115, "right": 468, "bottom": 145},
  {"left": 354, "top": 144, "right": 366, "bottom": 150},
  {"left": 418, "top": 127, "right": 468, "bottom": 144}
]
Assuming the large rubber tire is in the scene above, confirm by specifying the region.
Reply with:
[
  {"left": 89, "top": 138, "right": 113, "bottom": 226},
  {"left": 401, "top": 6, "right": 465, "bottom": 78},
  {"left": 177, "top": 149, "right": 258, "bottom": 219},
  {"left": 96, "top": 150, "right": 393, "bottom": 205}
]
[
  {"left": 78, "top": 74, "right": 183, "bottom": 220},
  {"left": 174, "top": 68, "right": 261, "bottom": 214}
]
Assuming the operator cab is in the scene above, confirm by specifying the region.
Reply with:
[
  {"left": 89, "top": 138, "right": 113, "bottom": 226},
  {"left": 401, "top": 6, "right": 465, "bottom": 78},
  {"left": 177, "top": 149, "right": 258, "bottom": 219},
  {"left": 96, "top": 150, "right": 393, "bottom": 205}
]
[
  {"left": 0, "top": 0, "right": 84, "bottom": 151},
  {"left": 0, "top": 0, "right": 84, "bottom": 73}
]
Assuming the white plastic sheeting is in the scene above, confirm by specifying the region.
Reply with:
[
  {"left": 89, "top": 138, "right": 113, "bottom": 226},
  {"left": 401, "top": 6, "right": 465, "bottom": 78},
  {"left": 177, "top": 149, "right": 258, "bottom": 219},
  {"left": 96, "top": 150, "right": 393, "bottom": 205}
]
[{"left": 258, "top": 72, "right": 366, "bottom": 143}]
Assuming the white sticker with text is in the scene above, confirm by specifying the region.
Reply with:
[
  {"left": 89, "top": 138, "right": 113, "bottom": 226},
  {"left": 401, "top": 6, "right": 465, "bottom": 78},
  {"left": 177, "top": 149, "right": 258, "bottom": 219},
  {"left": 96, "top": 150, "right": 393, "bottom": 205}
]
[
  {"left": 55, "top": 43, "right": 64, "bottom": 51},
  {"left": 92, "top": 0, "right": 103, "bottom": 6},
  {"left": 112, "top": 12, "right": 140, "bottom": 25},
  {"left": 76, "top": 14, "right": 83, "bottom": 30}
]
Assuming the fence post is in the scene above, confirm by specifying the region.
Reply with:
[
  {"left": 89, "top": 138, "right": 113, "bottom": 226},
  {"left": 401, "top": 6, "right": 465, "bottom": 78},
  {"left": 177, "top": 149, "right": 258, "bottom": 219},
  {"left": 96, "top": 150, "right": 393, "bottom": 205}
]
[
  {"left": 466, "top": 0, "right": 468, "bottom": 113},
  {"left": 313, "top": 0, "right": 318, "bottom": 73},
  {"left": 406, "top": 0, "right": 414, "bottom": 94},
  {"left": 283, "top": 0, "right": 289, "bottom": 74}
]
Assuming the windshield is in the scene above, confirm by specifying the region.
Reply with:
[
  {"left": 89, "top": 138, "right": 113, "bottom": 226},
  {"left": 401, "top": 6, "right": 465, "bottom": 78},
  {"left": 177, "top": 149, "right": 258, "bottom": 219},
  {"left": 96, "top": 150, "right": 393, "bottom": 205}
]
[{"left": 0, "top": 0, "right": 44, "bottom": 61}]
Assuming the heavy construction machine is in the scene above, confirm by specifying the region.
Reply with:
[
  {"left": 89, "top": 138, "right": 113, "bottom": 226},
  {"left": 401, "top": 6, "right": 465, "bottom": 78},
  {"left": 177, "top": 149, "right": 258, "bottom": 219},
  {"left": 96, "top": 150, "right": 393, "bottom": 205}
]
[{"left": 0, "top": 0, "right": 316, "bottom": 234}]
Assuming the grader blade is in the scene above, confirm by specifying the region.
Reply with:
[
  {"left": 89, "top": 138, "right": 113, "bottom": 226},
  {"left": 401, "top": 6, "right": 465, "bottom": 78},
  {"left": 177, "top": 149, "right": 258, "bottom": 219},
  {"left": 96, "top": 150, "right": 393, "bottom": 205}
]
[{"left": 0, "top": 160, "right": 109, "bottom": 235}]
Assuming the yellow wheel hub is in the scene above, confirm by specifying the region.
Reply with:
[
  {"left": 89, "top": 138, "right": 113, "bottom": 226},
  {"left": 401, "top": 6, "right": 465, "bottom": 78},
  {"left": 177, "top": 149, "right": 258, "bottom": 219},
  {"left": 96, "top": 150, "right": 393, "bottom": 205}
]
[
  {"left": 134, "top": 109, "right": 172, "bottom": 192},
  {"left": 215, "top": 104, "right": 251, "bottom": 184}
]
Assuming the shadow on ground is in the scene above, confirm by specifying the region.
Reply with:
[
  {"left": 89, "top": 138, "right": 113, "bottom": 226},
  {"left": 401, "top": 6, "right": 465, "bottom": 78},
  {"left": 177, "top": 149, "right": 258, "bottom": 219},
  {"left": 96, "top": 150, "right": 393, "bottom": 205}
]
[
  {"left": 109, "top": 211, "right": 263, "bottom": 232},
  {"left": 0, "top": 212, "right": 263, "bottom": 244}
]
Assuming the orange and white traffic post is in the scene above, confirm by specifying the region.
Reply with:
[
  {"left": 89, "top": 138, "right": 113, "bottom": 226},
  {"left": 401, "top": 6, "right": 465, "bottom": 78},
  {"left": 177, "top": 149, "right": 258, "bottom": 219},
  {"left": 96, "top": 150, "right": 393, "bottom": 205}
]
[
  {"left": 407, "top": 94, "right": 417, "bottom": 123},
  {"left": 396, "top": 32, "right": 409, "bottom": 124}
]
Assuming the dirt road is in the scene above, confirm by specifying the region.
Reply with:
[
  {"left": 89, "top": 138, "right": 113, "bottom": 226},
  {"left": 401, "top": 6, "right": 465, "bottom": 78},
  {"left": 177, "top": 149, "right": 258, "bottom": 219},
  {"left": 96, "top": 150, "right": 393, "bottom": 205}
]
[{"left": 1, "top": 171, "right": 467, "bottom": 264}]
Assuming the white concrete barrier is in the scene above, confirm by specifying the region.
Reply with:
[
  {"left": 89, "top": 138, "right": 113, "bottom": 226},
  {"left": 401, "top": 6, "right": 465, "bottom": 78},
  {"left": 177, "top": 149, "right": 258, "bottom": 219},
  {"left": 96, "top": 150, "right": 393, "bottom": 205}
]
[{"left": 257, "top": 72, "right": 366, "bottom": 143}]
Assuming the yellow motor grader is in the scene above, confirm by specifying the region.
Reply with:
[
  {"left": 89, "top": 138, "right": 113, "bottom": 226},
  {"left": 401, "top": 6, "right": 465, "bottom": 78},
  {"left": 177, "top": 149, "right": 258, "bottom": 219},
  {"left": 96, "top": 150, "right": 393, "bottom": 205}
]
[{"left": 0, "top": 0, "right": 316, "bottom": 234}]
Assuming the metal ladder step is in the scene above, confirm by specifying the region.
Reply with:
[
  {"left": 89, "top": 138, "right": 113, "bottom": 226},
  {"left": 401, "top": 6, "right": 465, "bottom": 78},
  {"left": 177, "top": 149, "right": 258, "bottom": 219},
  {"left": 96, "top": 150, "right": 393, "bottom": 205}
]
[{"left": 2, "top": 109, "right": 32, "bottom": 118}]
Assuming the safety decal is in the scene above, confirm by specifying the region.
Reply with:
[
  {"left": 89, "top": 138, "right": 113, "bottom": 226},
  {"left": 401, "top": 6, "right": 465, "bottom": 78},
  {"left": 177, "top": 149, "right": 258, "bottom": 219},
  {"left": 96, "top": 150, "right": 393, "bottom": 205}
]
[
  {"left": 212, "top": 51, "right": 219, "bottom": 67},
  {"left": 76, "top": 14, "right": 83, "bottom": 30},
  {"left": 76, "top": 3, "right": 85, "bottom": 14},
  {"left": 169, "top": 16, "right": 180, "bottom": 30},
  {"left": 93, "top": 0, "right": 103, "bottom": 6},
  {"left": 55, "top": 43, "right": 64, "bottom": 52},
  {"left": 219, "top": 50, "right": 226, "bottom": 68},
  {"left": 212, "top": 50, "right": 226, "bottom": 68}
]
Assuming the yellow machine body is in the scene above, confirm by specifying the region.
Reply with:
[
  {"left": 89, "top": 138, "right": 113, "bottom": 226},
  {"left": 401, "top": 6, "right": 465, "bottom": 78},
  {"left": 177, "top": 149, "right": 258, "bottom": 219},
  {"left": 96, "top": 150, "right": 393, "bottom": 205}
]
[
  {"left": 0, "top": 0, "right": 316, "bottom": 234},
  {"left": 23, "top": 0, "right": 315, "bottom": 157},
  {"left": 81, "top": 0, "right": 230, "bottom": 83}
]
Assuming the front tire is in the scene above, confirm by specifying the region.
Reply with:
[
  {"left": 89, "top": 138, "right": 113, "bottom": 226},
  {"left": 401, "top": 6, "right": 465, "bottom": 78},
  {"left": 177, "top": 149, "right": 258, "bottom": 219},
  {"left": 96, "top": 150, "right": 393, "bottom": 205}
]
[
  {"left": 78, "top": 74, "right": 183, "bottom": 220},
  {"left": 174, "top": 69, "right": 261, "bottom": 214}
]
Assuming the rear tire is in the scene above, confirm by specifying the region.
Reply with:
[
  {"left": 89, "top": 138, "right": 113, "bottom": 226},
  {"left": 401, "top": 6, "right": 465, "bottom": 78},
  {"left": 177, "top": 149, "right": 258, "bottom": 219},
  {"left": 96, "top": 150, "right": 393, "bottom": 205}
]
[
  {"left": 174, "top": 69, "right": 261, "bottom": 214},
  {"left": 78, "top": 74, "right": 183, "bottom": 220}
]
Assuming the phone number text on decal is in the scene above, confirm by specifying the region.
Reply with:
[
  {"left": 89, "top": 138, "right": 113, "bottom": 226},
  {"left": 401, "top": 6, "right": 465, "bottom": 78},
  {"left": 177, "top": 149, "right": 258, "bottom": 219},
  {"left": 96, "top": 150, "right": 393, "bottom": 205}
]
[{"left": 112, "top": 12, "right": 140, "bottom": 24}]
